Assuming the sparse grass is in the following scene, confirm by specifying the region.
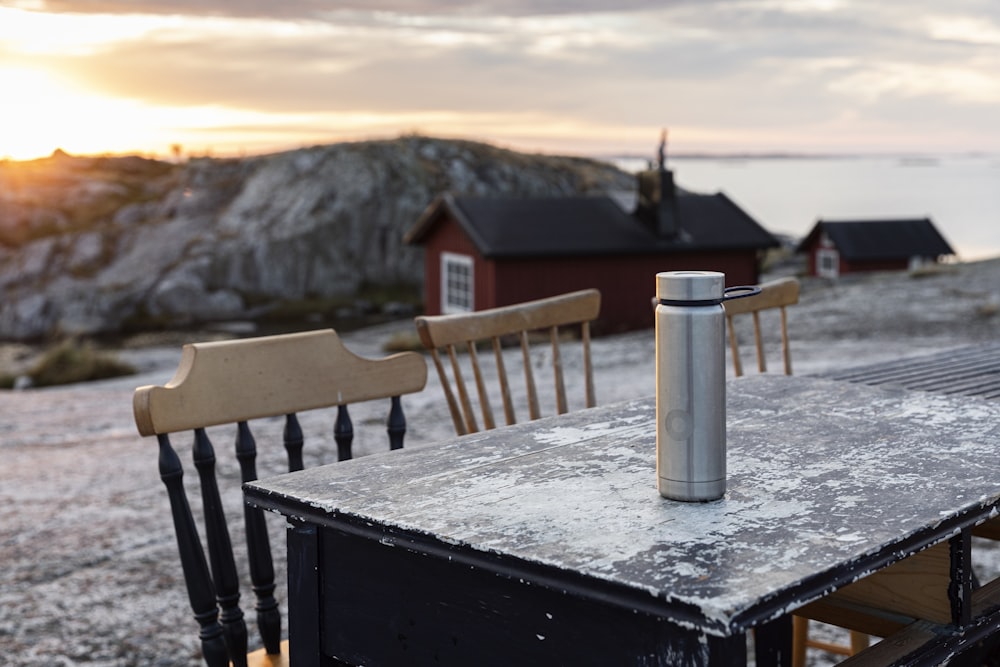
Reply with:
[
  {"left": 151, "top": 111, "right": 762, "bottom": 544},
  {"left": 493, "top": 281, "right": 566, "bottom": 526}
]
[
  {"left": 976, "top": 302, "right": 1000, "bottom": 318},
  {"left": 382, "top": 331, "right": 425, "bottom": 353},
  {"left": 356, "top": 281, "right": 423, "bottom": 308},
  {"left": 909, "top": 263, "right": 958, "bottom": 279},
  {"left": 258, "top": 296, "right": 351, "bottom": 323},
  {"left": 22, "top": 339, "right": 136, "bottom": 387}
]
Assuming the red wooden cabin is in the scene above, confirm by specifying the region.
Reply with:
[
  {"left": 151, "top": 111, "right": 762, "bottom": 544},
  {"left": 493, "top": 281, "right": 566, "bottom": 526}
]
[
  {"left": 798, "top": 219, "right": 954, "bottom": 279},
  {"left": 404, "top": 167, "right": 779, "bottom": 333}
]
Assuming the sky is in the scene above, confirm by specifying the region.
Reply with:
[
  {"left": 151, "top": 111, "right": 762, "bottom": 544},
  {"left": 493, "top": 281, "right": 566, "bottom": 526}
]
[{"left": 2, "top": 0, "right": 1000, "bottom": 161}]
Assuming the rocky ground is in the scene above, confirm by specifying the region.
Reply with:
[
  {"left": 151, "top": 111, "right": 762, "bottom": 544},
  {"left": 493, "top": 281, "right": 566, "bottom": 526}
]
[{"left": 2, "top": 258, "right": 999, "bottom": 666}]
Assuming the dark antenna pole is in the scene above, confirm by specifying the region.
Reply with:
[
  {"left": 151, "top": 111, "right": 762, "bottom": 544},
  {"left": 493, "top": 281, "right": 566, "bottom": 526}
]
[{"left": 658, "top": 128, "right": 667, "bottom": 170}]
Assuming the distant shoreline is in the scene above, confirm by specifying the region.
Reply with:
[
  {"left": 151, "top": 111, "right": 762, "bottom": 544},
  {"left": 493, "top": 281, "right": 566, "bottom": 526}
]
[{"left": 604, "top": 152, "right": 1000, "bottom": 170}]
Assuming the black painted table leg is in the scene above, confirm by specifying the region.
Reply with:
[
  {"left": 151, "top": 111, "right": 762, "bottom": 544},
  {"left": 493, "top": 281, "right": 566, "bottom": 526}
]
[
  {"left": 287, "top": 521, "right": 320, "bottom": 667},
  {"left": 709, "top": 633, "right": 749, "bottom": 666},
  {"left": 753, "top": 614, "right": 792, "bottom": 667}
]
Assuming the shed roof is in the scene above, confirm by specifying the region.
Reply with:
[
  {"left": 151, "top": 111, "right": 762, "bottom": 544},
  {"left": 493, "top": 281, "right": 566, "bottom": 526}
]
[
  {"left": 798, "top": 219, "right": 954, "bottom": 261},
  {"left": 405, "top": 191, "right": 778, "bottom": 258}
]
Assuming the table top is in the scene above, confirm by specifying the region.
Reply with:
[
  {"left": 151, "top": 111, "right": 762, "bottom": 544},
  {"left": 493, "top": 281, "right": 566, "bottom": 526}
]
[{"left": 245, "top": 374, "right": 1000, "bottom": 637}]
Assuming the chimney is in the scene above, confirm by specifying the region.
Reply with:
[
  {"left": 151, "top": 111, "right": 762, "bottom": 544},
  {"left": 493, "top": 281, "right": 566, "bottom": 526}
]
[
  {"left": 657, "top": 163, "right": 678, "bottom": 239},
  {"left": 635, "top": 129, "right": 679, "bottom": 239}
]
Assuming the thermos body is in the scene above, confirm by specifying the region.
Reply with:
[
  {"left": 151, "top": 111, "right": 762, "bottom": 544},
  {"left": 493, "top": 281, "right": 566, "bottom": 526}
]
[{"left": 655, "top": 271, "right": 728, "bottom": 502}]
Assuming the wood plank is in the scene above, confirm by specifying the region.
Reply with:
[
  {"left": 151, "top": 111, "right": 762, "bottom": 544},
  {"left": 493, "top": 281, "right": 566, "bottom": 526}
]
[
  {"left": 246, "top": 639, "right": 290, "bottom": 667},
  {"left": 834, "top": 621, "right": 938, "bottom": 667},
  {"left": 973, "top": 516, "right": 1000, "bottom": 540},
  {"left": 797, "top": 542, "right": 952, "bottom": 633},
  {"left": 834, "top": 577, "right": 1000, "bottom": 667},
  {"left": 831, "top": 542, "right": 952, "bottom": 624},
  {"left": 794, "top": 597, "right": 908, "bottom": 639}
]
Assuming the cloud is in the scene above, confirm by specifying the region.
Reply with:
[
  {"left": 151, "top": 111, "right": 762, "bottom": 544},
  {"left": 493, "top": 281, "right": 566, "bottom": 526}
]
[
  {"left": 34, "top": 0, "right": 688, "bottom": 19},
  {"left": 11, "top": 0, "right": 1000, "bottom": 154}
]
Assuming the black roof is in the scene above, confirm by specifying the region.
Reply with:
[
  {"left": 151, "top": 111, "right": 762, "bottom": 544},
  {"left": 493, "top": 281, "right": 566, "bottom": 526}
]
[
  {"left": 798, "top": 219, "right": 954, "bottom": 261},
  {"left": 406, "top": 191, "right": 778, "bottom": 257}
]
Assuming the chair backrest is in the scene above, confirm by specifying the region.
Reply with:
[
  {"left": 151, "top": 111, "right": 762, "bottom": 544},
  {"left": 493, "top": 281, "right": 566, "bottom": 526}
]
[
  {"left": 133, "top": 329, "right": 427, "bottom": 667},
  {"left": 414, "top": 289, "right": 601, "bottom": 436},
  {"left": 723, "top": 277, "right": 800, "bottom": 376}
]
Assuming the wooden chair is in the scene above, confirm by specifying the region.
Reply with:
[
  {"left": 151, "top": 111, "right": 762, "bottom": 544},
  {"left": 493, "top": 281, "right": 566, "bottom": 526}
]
[
  {"left": 414, "top": 289, "right": 601, "bottom": 435},
  {"left": 723, "top": 276, "right": 799, "bottom": 376},
  {"left": 725, "top": 278, "right": 870, "bottom": 664},
  {"left": 132, "top": 329, "right": 427, "bottom": 667}
]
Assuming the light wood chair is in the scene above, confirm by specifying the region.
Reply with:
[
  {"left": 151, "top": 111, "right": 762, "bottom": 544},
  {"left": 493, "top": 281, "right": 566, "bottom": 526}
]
[
  {"left": 133, "top": 329, "right": 427, "bottom": 667},
  {"left": 723, "top": 276, "right": 799, "bottom": 376},
  {"left": 726, "top": 278, "right": 870, "bottom": 664},
  {"left": 414, "top": 289, "right": 601, "bottom": 436}
]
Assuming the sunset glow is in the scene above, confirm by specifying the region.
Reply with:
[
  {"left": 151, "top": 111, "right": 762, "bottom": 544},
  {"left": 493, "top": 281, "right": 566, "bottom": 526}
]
[{"left": 2, "top": 3, "right": 999, "bottom": 161}]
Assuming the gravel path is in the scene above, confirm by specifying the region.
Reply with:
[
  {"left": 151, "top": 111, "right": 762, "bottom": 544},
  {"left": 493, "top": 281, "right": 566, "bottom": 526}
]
[{"left": 2, "top": 259, "right": 999, "bottom": 666}]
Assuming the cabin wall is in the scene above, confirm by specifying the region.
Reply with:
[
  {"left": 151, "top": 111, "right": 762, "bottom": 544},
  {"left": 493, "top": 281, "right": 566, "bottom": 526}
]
[
  {"left": 491, "top": 251, "right": 759, "bottom": 333},
  {"left": 843, "top": 258, "right": 910, "bottom": 274},
  {"left": 419, "top": 212, "right": 762, "bottom": 332},
  {"left": 803, "top": 239, "right": 913, "bottom": 277}
]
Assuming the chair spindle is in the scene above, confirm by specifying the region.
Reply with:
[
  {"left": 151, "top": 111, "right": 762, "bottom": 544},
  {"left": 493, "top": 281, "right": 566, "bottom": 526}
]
[
  {"left": 520, "top": 331, "right": 541, "bottom": 420},
  {"left": 157, "top": 433, "right": 229, "bottom": 667},
  {"left": 447, "top": 344, "right": 478, "bottom": 434},
  {"left": 234, "top": 421, "right": 281, "bottom": 656},
  {"left": 752, "top": 311, "right": 766, "bottom": 372},
  {"left": 582, "top": 321, "right": 595, "bottom": 408},
  {"left": 726, "top": 316, "right": 744, "bottom": 377},
  {"left": 492, "top": 337, "right": 516, "bottom": 426},
  {"left": 192, "top": 428, "right": 248, "bottom": 665},
  {"left": 550, "top": 326, "right": 567, "bottom": 414},
  {"left": 334, "top": 405, "right": 354, "bottom": 461},
  {"left": 387, "top": 396, "right": 406, "bottom": 451},
  {"left": 429, "top": 347, "right": 467, "bottom": 435},
  {"left": 780, "top": 306, "right": 792, "bottom": 375},
  {"left": 283, "top": 413, "right": 304, "bottom": 472},
  {"left": 466, "top": 340, "right": 495, "bottom": 430}
]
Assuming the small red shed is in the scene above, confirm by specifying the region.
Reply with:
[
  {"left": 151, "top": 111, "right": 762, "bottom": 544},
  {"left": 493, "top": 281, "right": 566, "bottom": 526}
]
[
  {"left": 798, "top": 218, "right": 954, "bottom": 279},
  {"left": 404, "top": 166, "right": 779, "bottom": 333}
]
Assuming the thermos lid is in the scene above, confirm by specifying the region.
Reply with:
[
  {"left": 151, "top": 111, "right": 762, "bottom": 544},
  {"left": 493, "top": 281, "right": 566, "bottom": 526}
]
[{"left": 656, "top": 271, "right": 725, "bottom": 303}]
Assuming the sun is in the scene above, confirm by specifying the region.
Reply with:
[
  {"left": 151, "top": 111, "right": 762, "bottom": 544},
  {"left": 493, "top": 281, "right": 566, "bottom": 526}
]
[
  {"left": 0, "top": 67, "right": 67, "bottom": 160},
  {"left": 0, "top": 66, "right": 148, "bottom": 161}
]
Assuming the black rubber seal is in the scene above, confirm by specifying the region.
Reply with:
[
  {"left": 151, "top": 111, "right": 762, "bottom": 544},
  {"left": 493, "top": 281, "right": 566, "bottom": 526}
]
[{"left": 657, "top": 285, "right": 761, "bottom": 307}]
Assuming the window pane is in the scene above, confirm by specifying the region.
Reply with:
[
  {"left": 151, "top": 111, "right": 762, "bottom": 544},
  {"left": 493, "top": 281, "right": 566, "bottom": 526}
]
[{"left": 442, "top": 253, "right": 474, "bottom": 313}]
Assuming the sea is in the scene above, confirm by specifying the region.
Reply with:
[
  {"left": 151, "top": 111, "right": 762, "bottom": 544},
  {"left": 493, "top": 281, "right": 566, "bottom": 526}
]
[{"left": 610, "top": 155, "right": 1000, "bottom": 262}]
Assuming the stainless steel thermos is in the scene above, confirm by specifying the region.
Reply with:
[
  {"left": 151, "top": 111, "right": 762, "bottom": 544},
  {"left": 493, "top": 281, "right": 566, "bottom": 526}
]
[{"left": 655, "top": 271, "right": 759, "bottom": 501}]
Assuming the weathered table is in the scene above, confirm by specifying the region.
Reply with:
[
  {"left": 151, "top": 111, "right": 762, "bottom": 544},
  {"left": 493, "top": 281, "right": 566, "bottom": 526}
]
[{"left": 244, "top": 375, "right": 1000, "bottom": 666}]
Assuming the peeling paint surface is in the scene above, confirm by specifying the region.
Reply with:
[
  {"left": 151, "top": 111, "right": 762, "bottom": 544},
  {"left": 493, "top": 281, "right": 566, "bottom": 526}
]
[{"left": 247, "top": 375, "right": 1000, "bottom": 634}]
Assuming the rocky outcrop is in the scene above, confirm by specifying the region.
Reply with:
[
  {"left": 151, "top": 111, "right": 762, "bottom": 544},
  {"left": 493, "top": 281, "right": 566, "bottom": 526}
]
[{"left": 0, "top": 137, "right": 634, "bottom": 340}]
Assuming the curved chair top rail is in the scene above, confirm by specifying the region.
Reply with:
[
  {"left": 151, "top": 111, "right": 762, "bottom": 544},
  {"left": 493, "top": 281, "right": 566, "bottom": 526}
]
[
  {"left": 133, "top": 329, "right": 427, "bottom": 436},
  {"left": 414, "top": 289, "right": 601, "bottom": 348},
  {"left": 722, "top": 277, "right": 799, "bottom": 316}
]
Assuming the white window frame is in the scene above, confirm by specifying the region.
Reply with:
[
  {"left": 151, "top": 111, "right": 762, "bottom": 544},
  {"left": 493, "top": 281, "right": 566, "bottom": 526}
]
[
  {"left": 817, "top": 248, "right": 839, "bottom": 279},
  {"left": 441, "top": 252, "right": 474, "bottom": 313}
]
